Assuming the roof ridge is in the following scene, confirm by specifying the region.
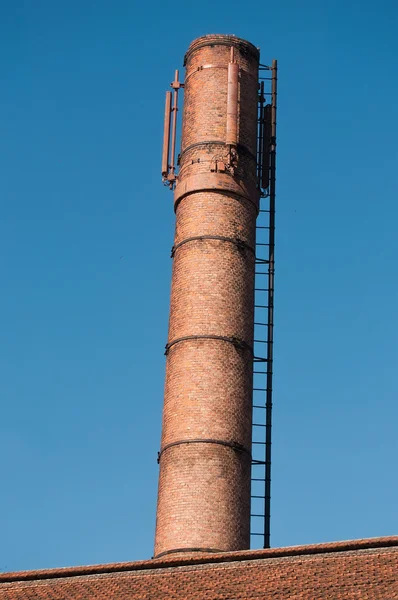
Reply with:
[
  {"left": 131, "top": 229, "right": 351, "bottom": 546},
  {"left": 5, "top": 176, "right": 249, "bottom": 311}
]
[{"left": 1, "top": 536, "right": 397, "bottom": 584}]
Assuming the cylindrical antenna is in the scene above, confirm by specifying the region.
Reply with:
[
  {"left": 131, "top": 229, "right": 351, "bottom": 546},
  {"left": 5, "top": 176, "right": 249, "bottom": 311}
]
[
  {"left": 169, "top": 70, "right": 180, "bottom": 175},
  {"left": 257, "top": 81, "right": 264, "bottom": 184},
  {"left": 162, "top": 91, "right": 172, "bottom": 177},
  {"left": 226, "top": 61, "right": 239, "bottom": 146},
  {"left": 261, "top": 104, "right": 272, "bottom": 189}
]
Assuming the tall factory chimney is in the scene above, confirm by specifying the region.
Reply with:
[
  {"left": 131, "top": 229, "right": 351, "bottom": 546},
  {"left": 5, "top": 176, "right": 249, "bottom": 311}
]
[{"left": 155, "top": 34, "right": 276, "bottom": 557}]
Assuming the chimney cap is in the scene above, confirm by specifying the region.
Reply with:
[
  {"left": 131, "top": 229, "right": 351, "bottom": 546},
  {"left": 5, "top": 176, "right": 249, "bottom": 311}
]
[{"left": 184, "top": 34, "right": 260, "bottom": 66}]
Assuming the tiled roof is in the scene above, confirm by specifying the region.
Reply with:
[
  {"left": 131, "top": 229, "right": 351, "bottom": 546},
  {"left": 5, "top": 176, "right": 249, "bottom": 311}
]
[{"left": 1, "top": 536, "right": 397, "bottom": 599}]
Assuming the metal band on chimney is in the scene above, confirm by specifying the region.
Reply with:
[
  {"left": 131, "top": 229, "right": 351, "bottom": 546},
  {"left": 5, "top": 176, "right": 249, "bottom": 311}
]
[
  {"left": 179, "top": 140, "right": 257, "bottom": 162},
  {"left": 173, "top": 172, "right": 260, "bottom": 212},
  {"left": 170, "top": 235, "right": 255, "bottom": 258},
  {"left": 157, "top": 438, "right": 252, "bottom": 463},
  {"left": 164, "top": 334, "right": 253, "bottom": 355},
  {"left": 154, "top": 547, "right": 224, "bottom": 559}
]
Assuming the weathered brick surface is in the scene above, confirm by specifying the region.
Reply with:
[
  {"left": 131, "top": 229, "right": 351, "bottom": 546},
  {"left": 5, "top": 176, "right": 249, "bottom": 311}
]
[
  {"left": 1, "top": 538, "right": 397, "bottom": 599},
  {"left": 155, "top": 35, "right": 260, "bottom": 556}
]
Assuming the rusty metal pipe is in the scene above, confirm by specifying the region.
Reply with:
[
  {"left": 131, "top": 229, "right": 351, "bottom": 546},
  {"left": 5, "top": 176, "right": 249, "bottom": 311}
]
[
  {"left": 162, "top": 91, "right": 172, "bottom": 177},
  {"left": 226, "top": 62, "right": 239, "bottom": 146}
]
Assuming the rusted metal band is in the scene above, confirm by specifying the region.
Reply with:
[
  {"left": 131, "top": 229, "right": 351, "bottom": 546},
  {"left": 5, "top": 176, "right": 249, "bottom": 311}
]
[
  {"left": 154, "top": 547, "right": 223, "bottom": 559},
  {"left": 181, "top": 139, "right": 225, "bottom": 153},
  {"left": 179, "top": 140, "right": 257, "bottom": 163},
  {"left": 164, "top": 334, "right": 253, "bottom": 355},
  {"left": 171, "top": 235, "right": 255, "bottom": 258},
  {"left": 174, "top": 172, "right": 260, "bottom": 211},
  {"left": 157, "top": 438, "right": 251, "bottom": 463}
]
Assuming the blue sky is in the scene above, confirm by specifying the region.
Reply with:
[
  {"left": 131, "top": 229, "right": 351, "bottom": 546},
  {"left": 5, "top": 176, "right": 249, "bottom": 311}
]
[{"left": 1, "top": 0, "right": 397, "bottom": 572}]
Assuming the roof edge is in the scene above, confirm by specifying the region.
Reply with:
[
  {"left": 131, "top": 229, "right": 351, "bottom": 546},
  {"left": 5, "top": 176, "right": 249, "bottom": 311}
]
[{"left": 1, "top": 536, "right": 397, "bottom": 584}]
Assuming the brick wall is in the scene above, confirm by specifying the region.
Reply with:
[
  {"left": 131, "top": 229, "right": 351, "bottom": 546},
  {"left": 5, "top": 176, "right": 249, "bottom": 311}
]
[{"left": 155, "top": 35, "right": 260, "bottom": 557}]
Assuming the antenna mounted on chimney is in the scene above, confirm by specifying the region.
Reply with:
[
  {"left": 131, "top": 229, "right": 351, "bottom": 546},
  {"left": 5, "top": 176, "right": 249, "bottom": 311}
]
[{"left": 161, "top": 70, "right": 184, "bottom": 189}]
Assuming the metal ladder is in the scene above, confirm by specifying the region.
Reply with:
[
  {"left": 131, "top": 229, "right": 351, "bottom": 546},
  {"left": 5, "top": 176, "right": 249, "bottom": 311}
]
[{"left": 250, "top": 60, "right": 277, "bottom": 550}]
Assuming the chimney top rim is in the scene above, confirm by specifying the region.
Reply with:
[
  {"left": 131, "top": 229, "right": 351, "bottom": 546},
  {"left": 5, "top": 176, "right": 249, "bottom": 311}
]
[{"left": 184, "top": 34, "right": 260, "bottom": 66}]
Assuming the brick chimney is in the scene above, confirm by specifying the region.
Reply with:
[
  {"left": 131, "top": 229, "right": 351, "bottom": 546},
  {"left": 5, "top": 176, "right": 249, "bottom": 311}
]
[{"left": 155, "top": 34, "right": 260, "bottom": 558}]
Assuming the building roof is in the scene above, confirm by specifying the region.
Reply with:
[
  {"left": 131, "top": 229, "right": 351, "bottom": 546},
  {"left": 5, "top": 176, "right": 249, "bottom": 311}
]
[{"left": 1, "top": 536, "right": 397, "bottom": 599}]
